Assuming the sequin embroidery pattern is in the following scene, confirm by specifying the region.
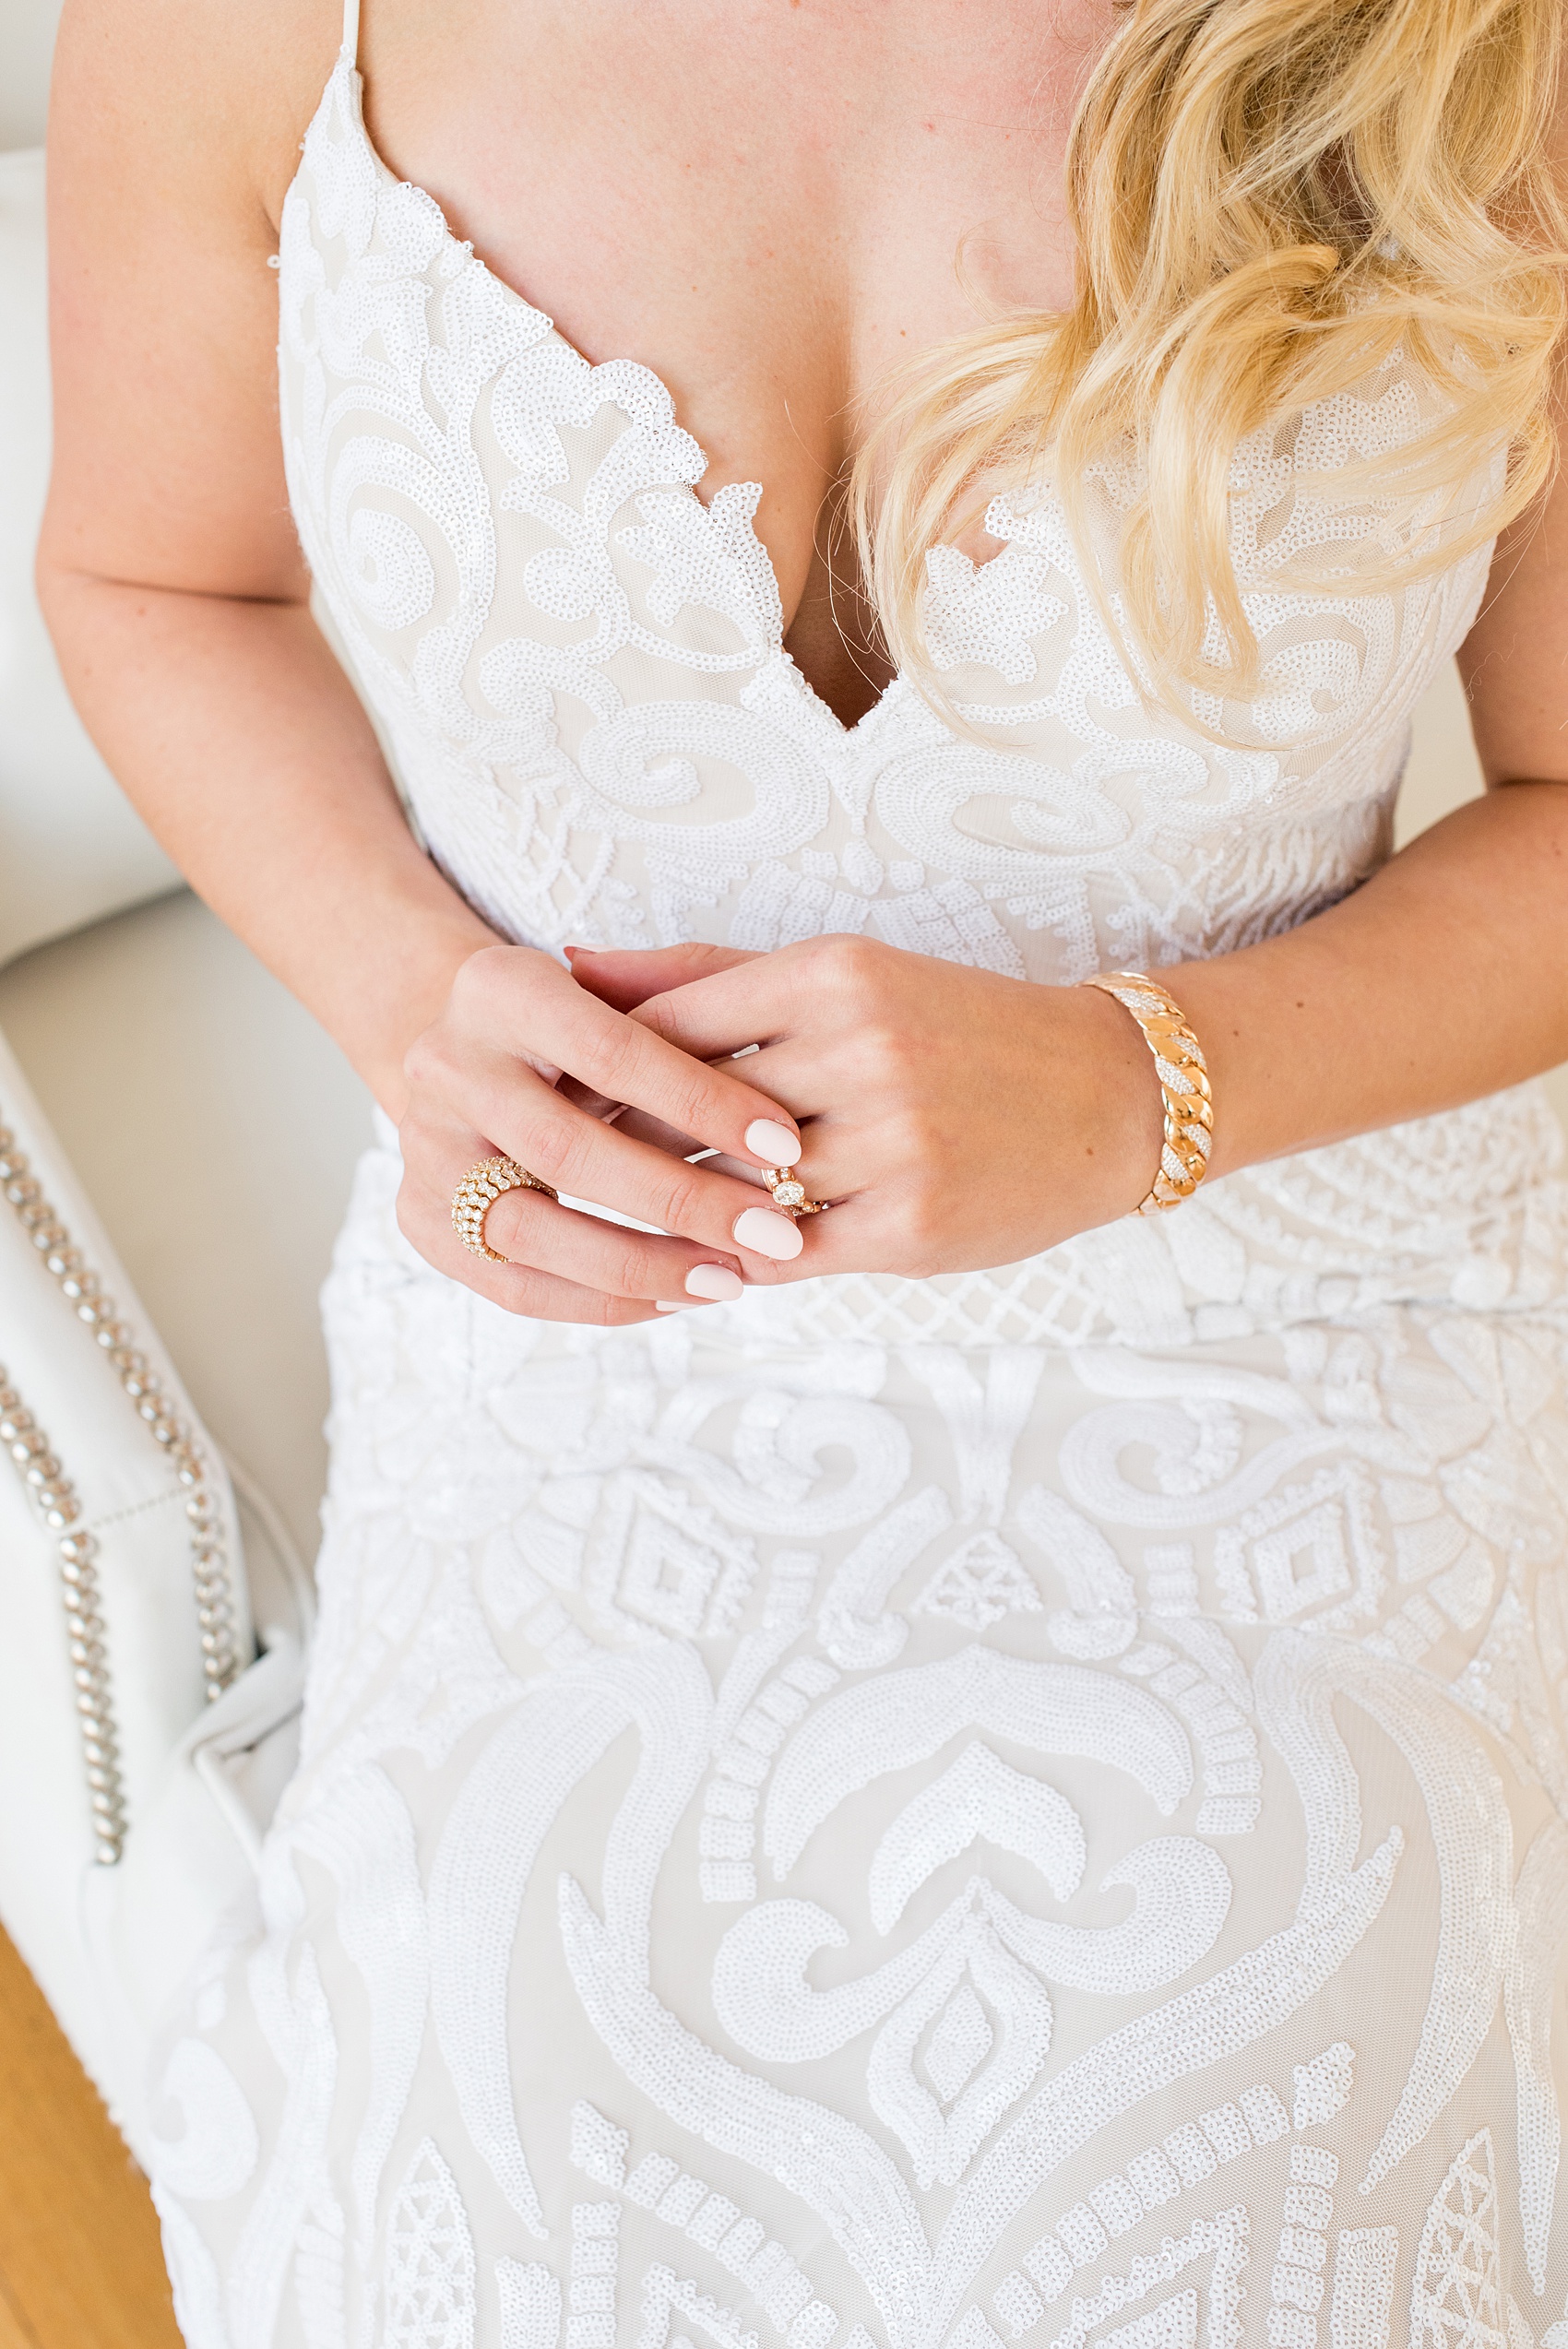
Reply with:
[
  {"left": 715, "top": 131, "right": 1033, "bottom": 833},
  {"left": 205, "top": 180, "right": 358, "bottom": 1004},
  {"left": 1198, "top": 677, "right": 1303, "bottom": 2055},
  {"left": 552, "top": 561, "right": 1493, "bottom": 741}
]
[{"left": 148, "top": 31, "right": 1568, "bottom": 2349}]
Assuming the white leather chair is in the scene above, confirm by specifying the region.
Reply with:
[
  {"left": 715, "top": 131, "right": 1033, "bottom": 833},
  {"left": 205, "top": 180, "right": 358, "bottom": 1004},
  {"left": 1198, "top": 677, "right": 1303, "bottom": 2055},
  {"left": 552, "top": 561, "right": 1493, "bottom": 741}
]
[
  {"left": 0, "top": 6, "right": 372, "bottom": 2161},
  {"left": 2, "top": 0, "right": 1564, "bottom": 2172}
]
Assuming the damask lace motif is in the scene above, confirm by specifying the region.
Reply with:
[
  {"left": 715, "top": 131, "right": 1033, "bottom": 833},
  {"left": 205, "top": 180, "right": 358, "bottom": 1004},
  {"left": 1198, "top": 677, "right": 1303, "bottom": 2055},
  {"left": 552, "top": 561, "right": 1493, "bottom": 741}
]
[
  {"left": 143, "top": 39, "right": 1568, "bottom": 2349},
  {"left": 274, "top": 57, "right": 1562, "bottom": 1350}
]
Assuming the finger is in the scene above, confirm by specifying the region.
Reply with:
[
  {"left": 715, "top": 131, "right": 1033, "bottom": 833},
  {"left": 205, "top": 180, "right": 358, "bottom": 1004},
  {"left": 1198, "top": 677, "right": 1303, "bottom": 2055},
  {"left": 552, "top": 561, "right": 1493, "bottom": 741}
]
[
  {"left": 555, "top": 1073, "right": 631, "bottom": 1123},
  {"left": 591, "top": 1068, "right": 849, "bottom": 1209},
  {"left": 462, "top": 951, "right": 803, "bottom": 1172},
  {"left": 400, "top": 1140, "right": 751, "bottom": 1313},
  {"left": 564, "top": 942, "right": 759, "bottom": 1014},
  {"left": 505, "top": 1097, "right": 809, "bottom": 1264},
  {"left": 684, "top": 1037, "right": 822, "bottom": 1123},
  {"left": 672, "top": 1036, "right": 897, "bottom": 1208},
  {"left": 629, "top": 956, "right": 810, "bottom": 1058},
  {"left": 606, "top": 1111, "right": 779, "bottom": 1186},
  {"left": 588, "top": 1104, "right": 714, "bottom": 1159},
  {"left": 727, "top": 1112, "right": 872, "bottom": 1216},
  {"left": 726, "top": 1190, "right": 884, "bottom": 1284},
  {"left": 481, "top": 1183, "right": 749, "bottom": 1305},
  {"left": 398, "top": 1174, "right": 663, "bottom": 1323},
  {"left": 606, "top": 1106, "right": 845, "bottom": 1212},
  {"left": 423, "top": 1064, "right": 807, "bottom": 1267}
]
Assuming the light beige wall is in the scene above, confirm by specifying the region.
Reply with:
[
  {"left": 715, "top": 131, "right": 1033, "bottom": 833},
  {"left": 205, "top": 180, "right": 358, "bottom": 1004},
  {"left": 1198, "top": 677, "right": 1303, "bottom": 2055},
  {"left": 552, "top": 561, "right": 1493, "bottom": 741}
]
[
  {"left": 1398, "top": 659, "right": 1568, "bottom": 1138},
  {"left": 0, "top": 893, "right": 371, "bottom": 1564},
  {"left": 0, "top": 0, "right": 58, "bottom": 152}
]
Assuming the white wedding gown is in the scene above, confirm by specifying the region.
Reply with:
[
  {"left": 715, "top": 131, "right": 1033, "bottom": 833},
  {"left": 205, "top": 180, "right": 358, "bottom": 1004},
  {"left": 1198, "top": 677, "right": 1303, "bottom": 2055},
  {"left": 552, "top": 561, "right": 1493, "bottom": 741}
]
[{"left": 147, "top": 18, "right": 1568, "bottom": 2349}]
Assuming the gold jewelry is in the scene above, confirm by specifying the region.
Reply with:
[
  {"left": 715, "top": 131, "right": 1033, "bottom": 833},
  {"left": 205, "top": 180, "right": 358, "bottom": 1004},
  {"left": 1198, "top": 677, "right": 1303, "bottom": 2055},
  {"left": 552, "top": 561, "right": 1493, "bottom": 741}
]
[
  {"left": 452, "top": 1155, "right": 559, "bottom": 1262},
  {"left": 1082, "top": 970, "right": 1214, "bottom": 1215},
  {"left": 759, "top": 1168, "right": 827, "bottom": 1218}
]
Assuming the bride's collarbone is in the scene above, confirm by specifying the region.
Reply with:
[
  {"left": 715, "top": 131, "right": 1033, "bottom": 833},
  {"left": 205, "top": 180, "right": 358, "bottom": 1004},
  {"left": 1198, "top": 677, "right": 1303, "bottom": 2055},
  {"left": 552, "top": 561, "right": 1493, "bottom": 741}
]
[
  {"left": 286, "top": 0, "right": 1102, "bottom": 712},
  {"left": 340, "top": 0, "right": 1089, "bottom": 484}
]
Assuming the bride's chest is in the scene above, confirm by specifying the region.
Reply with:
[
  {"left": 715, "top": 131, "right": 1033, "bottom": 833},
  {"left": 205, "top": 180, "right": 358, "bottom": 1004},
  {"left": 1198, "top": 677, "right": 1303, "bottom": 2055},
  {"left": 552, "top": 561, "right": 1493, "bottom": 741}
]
[
  {"left": 348, "top": 0, "right": 1099, "bottom": 605},
  {"left": 278, "top": 15, "right": 1494, "bottom": 976}
]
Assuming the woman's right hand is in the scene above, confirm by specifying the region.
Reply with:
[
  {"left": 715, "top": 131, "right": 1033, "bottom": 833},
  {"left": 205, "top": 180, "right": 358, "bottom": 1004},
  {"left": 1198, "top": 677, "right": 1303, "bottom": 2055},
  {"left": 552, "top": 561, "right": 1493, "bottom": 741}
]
[{"left": 395, "top": 943, "right": 812, "bottom": 1323}]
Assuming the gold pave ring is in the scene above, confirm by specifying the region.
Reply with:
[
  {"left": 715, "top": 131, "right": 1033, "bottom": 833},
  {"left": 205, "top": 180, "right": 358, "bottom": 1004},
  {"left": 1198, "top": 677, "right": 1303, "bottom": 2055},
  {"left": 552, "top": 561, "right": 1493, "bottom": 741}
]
[
  {"left": 1081, "top": 970, "right": 1214, "bottom": 1215},
  {"left": 452, "top": 1155, "right": 559, "bottom": 1262},
  {"left": 759, "top": 1168, "right": 827, "bottom": 1218}
]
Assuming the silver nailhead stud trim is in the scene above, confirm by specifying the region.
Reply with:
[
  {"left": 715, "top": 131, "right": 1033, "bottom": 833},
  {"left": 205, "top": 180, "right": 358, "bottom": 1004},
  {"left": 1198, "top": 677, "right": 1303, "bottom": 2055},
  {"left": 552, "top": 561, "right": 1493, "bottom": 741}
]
[
  {"left": 0, "top": 1112, "right": 244, "bottom": 1858},
  {"left": 0, "top": 1366, "right": 126, "bottom": 1864}
]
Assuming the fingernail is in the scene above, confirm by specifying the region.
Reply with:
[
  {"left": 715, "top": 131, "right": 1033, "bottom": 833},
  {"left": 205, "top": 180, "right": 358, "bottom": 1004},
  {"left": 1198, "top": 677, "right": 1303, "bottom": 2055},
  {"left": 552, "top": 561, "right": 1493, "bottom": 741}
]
[
  {"left": 732, "top": 1206, "right": 804, "bottom": 1260},
  {"left": 655, "top": 1300, "right": 698, "bottom": 1312},
  {"left": 744, "top": 1118, "right": 802, "bottom": 1168},
  {"left": 685, "top": 1263, "right": 743, "bottom": 1301}
]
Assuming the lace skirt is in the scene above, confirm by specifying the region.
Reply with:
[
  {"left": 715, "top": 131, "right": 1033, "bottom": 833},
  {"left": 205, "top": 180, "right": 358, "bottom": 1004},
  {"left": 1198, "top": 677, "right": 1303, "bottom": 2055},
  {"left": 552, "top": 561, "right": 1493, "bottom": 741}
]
[{"left": 147, "top": 1119, "right": 1568, "bottom": 2349}]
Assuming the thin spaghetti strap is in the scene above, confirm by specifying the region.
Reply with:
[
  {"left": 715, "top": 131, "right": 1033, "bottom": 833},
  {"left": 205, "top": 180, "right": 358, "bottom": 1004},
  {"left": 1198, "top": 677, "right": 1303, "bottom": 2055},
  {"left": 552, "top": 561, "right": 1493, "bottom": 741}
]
[{"left": 341, "top": 0, "right": 361, "bottom": 65}]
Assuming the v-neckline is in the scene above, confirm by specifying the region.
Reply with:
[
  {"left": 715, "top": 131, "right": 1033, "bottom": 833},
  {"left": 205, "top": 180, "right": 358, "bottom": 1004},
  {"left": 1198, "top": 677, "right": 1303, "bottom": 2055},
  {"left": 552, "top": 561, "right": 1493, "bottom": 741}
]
[{"left": 305, "top": 52, "right": 914, "bottom": 746}]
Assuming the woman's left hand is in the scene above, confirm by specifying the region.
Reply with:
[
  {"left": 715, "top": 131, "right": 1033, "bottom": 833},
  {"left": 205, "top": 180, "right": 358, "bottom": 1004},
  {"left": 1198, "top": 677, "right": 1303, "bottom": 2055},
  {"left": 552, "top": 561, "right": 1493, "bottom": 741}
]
[{"left": 565, "top": 935, "right": 1166, "bottom": 1279}]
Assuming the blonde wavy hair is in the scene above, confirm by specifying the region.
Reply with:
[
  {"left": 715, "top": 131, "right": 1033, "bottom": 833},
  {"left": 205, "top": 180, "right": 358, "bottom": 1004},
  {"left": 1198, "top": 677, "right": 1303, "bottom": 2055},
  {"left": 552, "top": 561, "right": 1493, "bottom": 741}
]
[{"left": 851, "top": 0, "right": 1568, "bottom": 697}]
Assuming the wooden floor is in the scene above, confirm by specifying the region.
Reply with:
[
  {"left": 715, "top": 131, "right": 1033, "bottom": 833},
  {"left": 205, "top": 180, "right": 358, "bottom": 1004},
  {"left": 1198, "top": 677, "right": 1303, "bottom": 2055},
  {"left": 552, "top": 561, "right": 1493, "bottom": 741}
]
[{"left": 0, "top": 1927, "right": 181, "bottom": 2349}]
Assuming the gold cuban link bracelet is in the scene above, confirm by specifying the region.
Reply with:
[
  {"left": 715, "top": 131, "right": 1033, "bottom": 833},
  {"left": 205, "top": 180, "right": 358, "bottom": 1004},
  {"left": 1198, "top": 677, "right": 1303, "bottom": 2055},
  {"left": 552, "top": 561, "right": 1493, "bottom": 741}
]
[{"left": 1081, "top": 970, "right": 1214, "bottom": 1215}]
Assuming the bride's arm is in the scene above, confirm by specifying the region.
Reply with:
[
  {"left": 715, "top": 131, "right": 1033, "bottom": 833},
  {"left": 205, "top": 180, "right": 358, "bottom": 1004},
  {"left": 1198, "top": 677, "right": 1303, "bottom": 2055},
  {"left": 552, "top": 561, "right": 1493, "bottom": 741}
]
[
  {"left": 1153, "top": 447, "right": 1568, "bottom": 1178},
  {"left": 35, "top": 0, "right": 473, "bottom": 1115},
  {"left": 36, "top": 0, "right": 812, "bottom": 1319}
]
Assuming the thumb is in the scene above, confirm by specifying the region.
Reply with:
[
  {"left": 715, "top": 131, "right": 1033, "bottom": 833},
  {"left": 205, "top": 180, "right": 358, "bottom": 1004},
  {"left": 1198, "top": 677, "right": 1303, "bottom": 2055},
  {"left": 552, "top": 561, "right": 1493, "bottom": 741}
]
[{"left": 565, "top": 942, "right": 759, "bottom": 1013}]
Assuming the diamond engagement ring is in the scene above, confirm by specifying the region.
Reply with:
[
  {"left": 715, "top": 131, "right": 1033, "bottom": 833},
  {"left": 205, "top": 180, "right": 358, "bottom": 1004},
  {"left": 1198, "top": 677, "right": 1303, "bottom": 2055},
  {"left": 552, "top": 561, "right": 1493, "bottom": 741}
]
[
  {"left": 452, "top": 1156, "right": 560, "bottom": 1262},
  {"left": 759, "top": 1167, "right": 827, "bottom": 1217}
]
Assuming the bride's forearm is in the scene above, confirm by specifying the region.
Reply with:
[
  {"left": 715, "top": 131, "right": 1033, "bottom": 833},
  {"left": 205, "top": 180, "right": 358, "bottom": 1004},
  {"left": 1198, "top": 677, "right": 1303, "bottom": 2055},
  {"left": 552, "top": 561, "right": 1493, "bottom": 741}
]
[
  {"left": 35, "top": 569, "right": 495, "bottom": 1117},
  {"left": 1170, "top": 779, "right": 1568, "bottom": 1180}
]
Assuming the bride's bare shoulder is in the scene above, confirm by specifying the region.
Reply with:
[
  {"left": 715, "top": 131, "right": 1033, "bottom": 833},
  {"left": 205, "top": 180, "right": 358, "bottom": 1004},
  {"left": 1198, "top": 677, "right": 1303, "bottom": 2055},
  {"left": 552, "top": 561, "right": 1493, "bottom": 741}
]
[
  {"left": 42, "top": 0, "right": 343, "bottom": 602},
  {"left": 50, "top": 0, "right": 339, "bottom": 231}
]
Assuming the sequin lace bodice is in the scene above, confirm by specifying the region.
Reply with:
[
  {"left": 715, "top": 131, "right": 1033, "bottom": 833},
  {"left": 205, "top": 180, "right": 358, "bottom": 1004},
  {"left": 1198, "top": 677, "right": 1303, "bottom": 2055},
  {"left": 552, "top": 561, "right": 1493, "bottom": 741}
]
[{"left": 276, "top": 53, "right": 1564, "bottom": 1350}]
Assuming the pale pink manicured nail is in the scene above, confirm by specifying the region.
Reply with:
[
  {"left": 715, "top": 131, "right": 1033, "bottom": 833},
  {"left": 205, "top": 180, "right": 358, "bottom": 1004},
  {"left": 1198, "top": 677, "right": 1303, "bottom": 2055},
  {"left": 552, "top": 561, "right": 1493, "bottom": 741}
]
[
  {"left": 655, "top": 1300, "right": 697, "bottom": 1312},
  {"left": 744, "top": 1118, "right": 802, "bottom": 1168},
  {"left": 732, "top": 1206, "right": 804, "bottom": 1260},
  {"left": 686, "top": 1263, "right": 743, "bottom": 1301}
]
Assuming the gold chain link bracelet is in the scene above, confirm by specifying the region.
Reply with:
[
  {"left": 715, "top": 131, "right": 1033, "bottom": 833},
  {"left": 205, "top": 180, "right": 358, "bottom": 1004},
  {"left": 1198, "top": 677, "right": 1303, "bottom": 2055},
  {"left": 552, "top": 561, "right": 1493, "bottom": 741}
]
[{"left": 1082, "top": 970, "right": 1214, "bottom": 1215}]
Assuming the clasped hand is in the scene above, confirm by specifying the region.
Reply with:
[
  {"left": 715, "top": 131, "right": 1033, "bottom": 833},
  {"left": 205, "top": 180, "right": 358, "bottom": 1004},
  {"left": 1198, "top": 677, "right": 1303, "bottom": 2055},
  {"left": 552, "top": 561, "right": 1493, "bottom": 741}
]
[{"left": 397, "top": 933, "right": 1162, "bottom": 1323}]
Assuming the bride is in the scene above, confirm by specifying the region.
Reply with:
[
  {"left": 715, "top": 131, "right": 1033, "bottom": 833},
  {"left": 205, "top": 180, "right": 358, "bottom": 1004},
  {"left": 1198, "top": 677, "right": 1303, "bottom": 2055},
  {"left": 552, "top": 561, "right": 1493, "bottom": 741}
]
[{"left": 36, "top": 0, "right": 1568, "bottom": 2343}]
